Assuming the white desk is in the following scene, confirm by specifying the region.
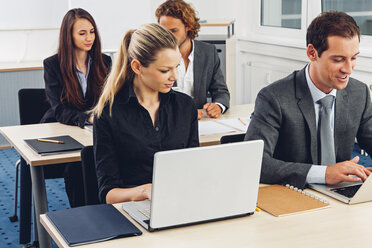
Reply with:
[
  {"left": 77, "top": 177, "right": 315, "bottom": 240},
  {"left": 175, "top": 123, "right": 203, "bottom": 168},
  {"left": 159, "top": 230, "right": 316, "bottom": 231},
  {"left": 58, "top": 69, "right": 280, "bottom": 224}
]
[
  {"left": 200, "top": 19, "right": 235, "bottom": 38},
  {"left": 199, "top": 104, "right": 254, "bottom": 146},
  {"left": 40, "top": 188, "right": 372, "bottom": 248},
  {"left": 0, "top": 105, "right": 253, "bottom": 248},
  {"left": 0, "top": 144, "right": 12, "bottom": 150},
  {"left": 0, "top": 61, "right": 43, "bottom": 72},
  {"left": 0, "top": 123, "right": 93, "bottom": 248}
]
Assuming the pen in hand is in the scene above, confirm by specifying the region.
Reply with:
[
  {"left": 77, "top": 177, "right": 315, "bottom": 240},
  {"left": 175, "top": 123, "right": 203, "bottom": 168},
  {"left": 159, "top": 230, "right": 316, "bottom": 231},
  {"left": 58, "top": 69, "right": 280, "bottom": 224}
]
[{"left": 37, "top": 138, "right": 65, "bottom": 144}]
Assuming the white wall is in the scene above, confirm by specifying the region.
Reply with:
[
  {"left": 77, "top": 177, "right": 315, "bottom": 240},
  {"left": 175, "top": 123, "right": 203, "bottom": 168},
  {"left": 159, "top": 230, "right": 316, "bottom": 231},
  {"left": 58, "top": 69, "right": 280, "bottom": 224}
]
[
  {"left": 2, "top": 0, "right": 372, "bottom": 105},
  {"left": 0, "top": 0, "right": 68, "bottom": 29},
  {"left": 186, "top": 0, "right": 250, "bottom": 37},
  {"left": 0, "top": 0, "right": 159, "bottom": 62},
  {"left": 69, "top": 0, "right": 154, "bottom": 52},
  {"left": 0, "top": 0, "right": 68, "bottom": 62},
  {"left": 0, "top": 0, "right": 248, "bottom": 63},
  {"left": 231, "top": 39, "right": 372, "bottom": 105}
]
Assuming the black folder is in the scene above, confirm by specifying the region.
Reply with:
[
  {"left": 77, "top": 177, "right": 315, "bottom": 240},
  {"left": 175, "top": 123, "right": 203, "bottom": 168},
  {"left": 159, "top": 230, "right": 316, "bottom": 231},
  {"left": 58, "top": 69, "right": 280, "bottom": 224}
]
[
  {"left": 46, "top": 204, "right": 142, "bottom": 246},
  {"left": 24, "top": 135, "right": 84, "bottom": 155}
]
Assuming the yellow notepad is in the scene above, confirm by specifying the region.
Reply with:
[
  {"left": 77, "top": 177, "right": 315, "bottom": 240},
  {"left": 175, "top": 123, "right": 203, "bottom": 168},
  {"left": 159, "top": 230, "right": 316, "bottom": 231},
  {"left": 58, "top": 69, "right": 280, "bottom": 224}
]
[{"left": 257, "top": 184, "right": 330, "bottom": 217}]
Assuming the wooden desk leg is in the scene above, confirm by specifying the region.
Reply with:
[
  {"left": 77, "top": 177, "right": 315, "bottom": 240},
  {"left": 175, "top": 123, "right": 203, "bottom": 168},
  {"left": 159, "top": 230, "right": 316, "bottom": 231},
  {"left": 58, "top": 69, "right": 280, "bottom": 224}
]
[{"left": 30, "top": 165, "right": 52, "bottom": 248}]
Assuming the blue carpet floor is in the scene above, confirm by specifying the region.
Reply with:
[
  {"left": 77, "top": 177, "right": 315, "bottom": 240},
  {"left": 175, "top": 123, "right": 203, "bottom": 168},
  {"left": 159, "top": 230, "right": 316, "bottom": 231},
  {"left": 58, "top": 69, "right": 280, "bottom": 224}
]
[{"left": 0, "top": 148, "right": 69, "bottom": 248}]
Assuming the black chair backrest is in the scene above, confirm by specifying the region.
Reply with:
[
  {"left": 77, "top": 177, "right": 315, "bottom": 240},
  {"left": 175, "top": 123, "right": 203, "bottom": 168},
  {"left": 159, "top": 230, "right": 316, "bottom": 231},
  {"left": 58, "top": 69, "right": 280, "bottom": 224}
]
[
  {"left": 220, "top": 133, "right": 246, "bottom": 144},
  {"left": 81, "top": 146, "right": 100, "bottom": 205},
  {"left": 18, "top": 88, "right": 50, "bottom": 125},
  {"left": 18, "top": 88, "right": 64, "bottom": 179}
]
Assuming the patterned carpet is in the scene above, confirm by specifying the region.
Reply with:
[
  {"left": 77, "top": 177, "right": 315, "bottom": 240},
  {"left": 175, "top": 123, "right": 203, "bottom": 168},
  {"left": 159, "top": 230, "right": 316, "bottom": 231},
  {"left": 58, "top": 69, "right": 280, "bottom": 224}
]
[{"left": 0, "top": 148, "right": 69, "bottom": 247}]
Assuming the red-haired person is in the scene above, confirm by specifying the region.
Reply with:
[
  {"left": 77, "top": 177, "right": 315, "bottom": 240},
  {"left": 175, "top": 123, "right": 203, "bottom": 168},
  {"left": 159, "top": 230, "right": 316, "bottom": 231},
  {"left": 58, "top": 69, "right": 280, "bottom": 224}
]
[
  {"left": 41, "top": 8, "right": 111, "bottom": 207},
  {"left": 156, "top": 0, "right": 230, "bottom": 120}
]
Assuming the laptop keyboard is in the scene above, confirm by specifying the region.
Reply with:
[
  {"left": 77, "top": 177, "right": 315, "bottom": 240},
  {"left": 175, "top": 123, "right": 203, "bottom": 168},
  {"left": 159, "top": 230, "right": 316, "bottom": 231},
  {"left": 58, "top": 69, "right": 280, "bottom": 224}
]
[
  {"left": 331, "top": 184, "right": 362, "bottom": 198},
  {"left": 138, "top": 208, "right": 151, "bottom": 219}
]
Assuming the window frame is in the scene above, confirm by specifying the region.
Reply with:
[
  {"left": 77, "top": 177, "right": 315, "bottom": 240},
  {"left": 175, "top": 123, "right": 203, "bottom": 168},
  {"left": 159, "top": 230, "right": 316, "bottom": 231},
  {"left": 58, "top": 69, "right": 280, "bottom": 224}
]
[
  {"left": 247, "top": 0, "right": 372, "bottom": 57},
  {"left": 247, "top": 0, "right": 307, "bottom": 48}
]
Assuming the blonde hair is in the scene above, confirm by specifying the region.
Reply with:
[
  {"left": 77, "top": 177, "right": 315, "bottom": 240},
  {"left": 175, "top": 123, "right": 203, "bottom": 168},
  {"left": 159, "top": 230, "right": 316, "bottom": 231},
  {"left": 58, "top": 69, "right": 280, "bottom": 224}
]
[{"left": 91, "top": 23, "right": 178, "bottom": 117}]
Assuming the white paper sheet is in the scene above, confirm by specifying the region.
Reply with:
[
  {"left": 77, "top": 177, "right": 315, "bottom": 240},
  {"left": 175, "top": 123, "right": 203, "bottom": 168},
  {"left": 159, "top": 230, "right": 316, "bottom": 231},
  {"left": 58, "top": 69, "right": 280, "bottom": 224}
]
[
  {"left": 217, "top": 117, "right": 251, "bottom": 132},
  {"left": 198, "top": 121, "right": 236, "bottom": 136}
]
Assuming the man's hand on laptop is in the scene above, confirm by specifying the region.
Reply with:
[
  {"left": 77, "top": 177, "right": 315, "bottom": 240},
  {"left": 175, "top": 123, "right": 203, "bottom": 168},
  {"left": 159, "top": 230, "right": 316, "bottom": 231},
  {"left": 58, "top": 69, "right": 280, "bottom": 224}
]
[{"left": 325, "top": 156, "right": 371, "bottom": 185}]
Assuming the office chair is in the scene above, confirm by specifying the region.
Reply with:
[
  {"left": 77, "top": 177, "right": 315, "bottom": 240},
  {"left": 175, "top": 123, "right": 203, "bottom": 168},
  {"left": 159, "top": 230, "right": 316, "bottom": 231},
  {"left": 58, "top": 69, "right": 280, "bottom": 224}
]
[
  {"left": 14, "top": 88, "right": 65, "bottom": 245},
  {"left": 11, "top": 88, "right": 49, "bottom": 244},
  {"left": 81, "top": 146, "right": 100, "bottom": 205},
  {"left": 220, "top": 133, "right": 246, "bottom": 144}
]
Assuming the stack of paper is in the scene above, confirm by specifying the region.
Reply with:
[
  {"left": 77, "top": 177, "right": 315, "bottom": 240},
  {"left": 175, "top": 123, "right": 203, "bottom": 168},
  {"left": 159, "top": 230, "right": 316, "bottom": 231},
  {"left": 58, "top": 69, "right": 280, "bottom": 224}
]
[
  {"left": 198, "top": 117, "right": 250, "bottom": 136},
  {"left": 217, "top": 118, "right": 250, "bottom": 132}
]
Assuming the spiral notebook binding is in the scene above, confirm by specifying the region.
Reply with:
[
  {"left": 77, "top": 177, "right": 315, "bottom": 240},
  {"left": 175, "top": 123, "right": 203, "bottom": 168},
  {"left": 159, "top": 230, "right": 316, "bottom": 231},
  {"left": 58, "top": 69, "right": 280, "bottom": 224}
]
[{"left": 285, "top": 184, "right": 328, "bottom": 204}]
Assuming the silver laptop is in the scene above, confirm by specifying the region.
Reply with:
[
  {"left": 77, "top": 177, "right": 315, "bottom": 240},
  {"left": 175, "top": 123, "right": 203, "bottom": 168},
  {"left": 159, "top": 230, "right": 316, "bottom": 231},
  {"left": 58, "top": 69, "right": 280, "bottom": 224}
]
[
  {"left": 122, "top": 140, "right": 264, "bottom": 231},
  {"left": 309, "top": 175, "right": 372, "bottom": 204}
]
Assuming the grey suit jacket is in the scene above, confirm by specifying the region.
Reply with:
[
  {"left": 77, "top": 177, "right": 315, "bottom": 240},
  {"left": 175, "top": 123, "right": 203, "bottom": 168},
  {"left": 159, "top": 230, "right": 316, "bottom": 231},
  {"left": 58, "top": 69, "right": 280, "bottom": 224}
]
[
  {"left": 191, "top": 40, "right": 230, "bottom": 109},
  {"left": 245, "top": 66, "right": 372, "bottom": 189}
]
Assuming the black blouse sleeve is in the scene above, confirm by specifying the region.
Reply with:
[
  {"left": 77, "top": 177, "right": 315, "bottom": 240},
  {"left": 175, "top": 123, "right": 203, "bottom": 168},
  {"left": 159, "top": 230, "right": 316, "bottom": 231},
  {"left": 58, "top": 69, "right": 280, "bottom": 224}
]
[
  {"left": 43, "top": 56, "right": 89, "bottom": 127},
  {"left": 93, "top": 107, "right": 125, "bottom": 203},
  {"left": 188, "top": 102, "right": 200, "bottom": 148}
]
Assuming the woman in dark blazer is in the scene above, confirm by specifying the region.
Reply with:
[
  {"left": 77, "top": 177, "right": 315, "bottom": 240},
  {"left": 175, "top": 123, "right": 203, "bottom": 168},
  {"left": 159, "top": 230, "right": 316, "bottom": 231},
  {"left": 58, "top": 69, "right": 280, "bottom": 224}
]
[
  {"left": 42, "top": 8, "right": 111, "bottom": 127},
  {"left": 41, "top": 8, "right": 111, "bottom": 207}
]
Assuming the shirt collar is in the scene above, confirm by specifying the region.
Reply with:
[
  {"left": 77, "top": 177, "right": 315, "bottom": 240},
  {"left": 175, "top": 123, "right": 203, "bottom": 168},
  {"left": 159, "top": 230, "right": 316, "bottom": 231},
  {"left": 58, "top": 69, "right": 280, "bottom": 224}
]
[
  {"left": 118, "top": 81, "right": 175, "bottom": 105},
  {"left": 188, "top": 40, "right": 194, "bottom": 62},
  {"left": 179, "top": 40, "right": 194, "bottom": 64},
  {"left": 305, "top": 63, "right": 337, "bottom": 104},
  {"left": 76, "top": 56, "right": 92, "bottom": 74}
]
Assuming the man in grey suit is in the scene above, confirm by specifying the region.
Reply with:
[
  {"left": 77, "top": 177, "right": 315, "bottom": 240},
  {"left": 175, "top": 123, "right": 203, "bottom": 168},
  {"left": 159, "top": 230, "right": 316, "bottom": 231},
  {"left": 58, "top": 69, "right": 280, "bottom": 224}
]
[
  {"left": 156, "top": 0, "right": 230, "bottom": 120},
  {"left": 246, "top": 11, "right": 372, "bottom": 189}
]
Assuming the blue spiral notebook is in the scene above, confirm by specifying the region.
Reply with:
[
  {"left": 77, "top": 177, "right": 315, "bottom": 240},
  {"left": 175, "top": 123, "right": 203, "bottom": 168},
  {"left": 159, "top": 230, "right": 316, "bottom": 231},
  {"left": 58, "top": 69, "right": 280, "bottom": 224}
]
[{"left": 46, "top": 204, "right": 142, "bottom": 246}]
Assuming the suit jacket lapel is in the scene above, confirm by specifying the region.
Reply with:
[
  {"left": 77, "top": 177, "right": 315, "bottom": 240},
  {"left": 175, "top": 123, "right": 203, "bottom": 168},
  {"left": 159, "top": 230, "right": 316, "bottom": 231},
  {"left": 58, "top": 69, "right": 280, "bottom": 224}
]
[
  {"left": 295, "top": 68, "right": 318, "bottom": 164},
  {"left": 193, "top": 40, "right": 203, "bottom": 101},
  {"left": 334, "top": 89, "right": 348, "bottom": 160}
]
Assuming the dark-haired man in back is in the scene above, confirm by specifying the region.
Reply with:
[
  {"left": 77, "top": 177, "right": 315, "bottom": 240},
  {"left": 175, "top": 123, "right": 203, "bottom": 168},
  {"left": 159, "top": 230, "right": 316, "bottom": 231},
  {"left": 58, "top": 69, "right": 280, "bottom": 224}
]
[
  {"left": 156, "top": 0, "right": 230, "bottom": 120},
  {"left": 246, "top": 11, "right": 372, "bottom": 189}
]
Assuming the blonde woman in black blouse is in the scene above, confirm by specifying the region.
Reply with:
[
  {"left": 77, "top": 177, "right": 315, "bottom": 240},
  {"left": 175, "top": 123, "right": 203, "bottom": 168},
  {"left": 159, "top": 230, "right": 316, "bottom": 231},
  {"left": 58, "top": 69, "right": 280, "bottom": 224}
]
[{"left": 92, "top": 23, "right": 199, "bottom": 204}]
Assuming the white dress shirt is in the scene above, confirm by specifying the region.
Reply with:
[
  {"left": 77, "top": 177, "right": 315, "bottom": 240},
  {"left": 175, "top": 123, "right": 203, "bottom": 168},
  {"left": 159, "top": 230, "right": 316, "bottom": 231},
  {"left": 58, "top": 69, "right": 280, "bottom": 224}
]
[
  {"left": 76, "top": 56, "right": 91, "bottom": 97},
  {"left": 305, "top": 64, "right": 337, "bottom": 184},
  {"left": 176, "top": 41, "right": 194, "bottom": 97},
  {"left": 174, "top": 40, "right": 226, "bottom": 113},
  {"left": 76, "top": 57, "right": 92, "bottom": 125}
]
